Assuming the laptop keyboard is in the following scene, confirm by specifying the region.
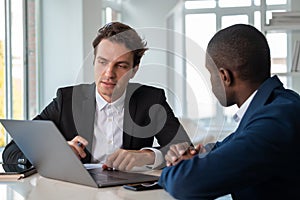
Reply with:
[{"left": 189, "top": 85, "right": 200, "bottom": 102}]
[
  {"left": 88, "top": 168, "right": 127, "bottom": 184},
  {"left": 91, "top": 172, "right": 127, "bottom": 183},
  {"left": 87, "top": 167, "right": 159, "bottom": 187}
]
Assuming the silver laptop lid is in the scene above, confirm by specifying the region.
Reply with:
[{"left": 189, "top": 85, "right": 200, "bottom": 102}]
[{"left": 0, "top": 119, "right": 98, "bottom": 187}]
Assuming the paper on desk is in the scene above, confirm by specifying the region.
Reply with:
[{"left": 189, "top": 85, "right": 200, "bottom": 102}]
[{"left": 130, "top": 166, "right": 150, "bottom": 172}]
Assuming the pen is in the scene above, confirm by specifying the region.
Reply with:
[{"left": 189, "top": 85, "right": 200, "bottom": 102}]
[
  {"left": 170, "top": 146, "right": 199, "bottom": 166},
  {"left": 181, "top": 146, "right": 198, "bottom": 156}
]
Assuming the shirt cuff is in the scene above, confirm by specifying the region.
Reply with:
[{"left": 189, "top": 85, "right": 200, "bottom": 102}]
[{"left": 141, "top": 147, "right": 164, "bottom": 169}]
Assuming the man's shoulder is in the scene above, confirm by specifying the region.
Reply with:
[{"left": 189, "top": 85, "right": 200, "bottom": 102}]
[
  {"left": 264, "top": 76, "right": 300, "bottom": 106},
  {"left": 56, "top": 83, "right": 95, "bottom": 97},
  {"left": 127, "top": 83, "right": 165, "bottom": 103},
  {"left": 128, "top": 82, "right": 164, "bottom": 93},
  {"left": 58, "top": 83, "right": 95, "bottom": 90},
  {"left": 250, "top": 87, "right": 300, "bottom": 122},
  {"left": 271, "top": 87, "right": 300, "bottom": 109}
]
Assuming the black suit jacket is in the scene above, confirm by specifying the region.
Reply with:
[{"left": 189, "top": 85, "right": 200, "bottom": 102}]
[{"left": 3, "top": 83, "right": 190, "bottom": 167}]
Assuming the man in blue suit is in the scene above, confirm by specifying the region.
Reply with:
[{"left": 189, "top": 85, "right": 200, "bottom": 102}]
[{"left": 159, "top": 24, "right": 300, "bottom": 199}]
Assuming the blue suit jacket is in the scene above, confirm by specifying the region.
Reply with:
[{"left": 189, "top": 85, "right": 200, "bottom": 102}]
[{"left": 159, "top": 76, "right": 300, "bottom": 200}]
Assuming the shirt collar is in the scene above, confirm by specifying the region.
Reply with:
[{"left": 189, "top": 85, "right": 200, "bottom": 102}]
[
  {"left": 233, "top": 90, "right": 257, "bottom": 123},
  {"left": 95, "top": 88, "right": 126, "bottom": 111}
]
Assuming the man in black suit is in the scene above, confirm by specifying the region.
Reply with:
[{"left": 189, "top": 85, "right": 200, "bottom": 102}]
[{"left": 3, "top": 22, "right": 191, "bottom": 171}]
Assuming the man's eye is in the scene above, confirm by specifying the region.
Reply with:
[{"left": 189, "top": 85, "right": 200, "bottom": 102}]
[
  {"left": 118, "top": 65, "right": 128, "bottom": 69},
  {"left": 99, "top": 61, "right": 107, "bottom": 65}
]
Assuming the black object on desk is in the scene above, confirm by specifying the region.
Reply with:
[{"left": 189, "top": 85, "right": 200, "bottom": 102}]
[
  {"left": 0, "top": 164, "right": 37, "bottom": 180},
  {"left": 123, "top": 182, "right": 162, "bottom": 191}
]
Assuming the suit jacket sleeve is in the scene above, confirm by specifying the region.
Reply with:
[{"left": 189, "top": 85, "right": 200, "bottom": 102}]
[
  {"left": 153, "top": 90, "right": 192, "bottom": 156},
  {"left": 158, "top": 102, "right": 300, "bottom": 199},
  {"left": 123, "top": 85, "right": 192, "bottom": 169}
]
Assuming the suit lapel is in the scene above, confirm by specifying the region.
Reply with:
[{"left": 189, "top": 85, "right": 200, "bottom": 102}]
[
  {"left": 122, "top": 83, "right": 140, "bottom": 149},
  {"left": 72, "top": 84, "right": 96, "bottom": 153}
]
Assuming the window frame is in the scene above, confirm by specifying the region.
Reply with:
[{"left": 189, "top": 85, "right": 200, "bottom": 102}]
[
  {"left": 102, "top": 0, "right": 122, "bottom": 24},
  {"left": 166, "top": 0, "right": 289, "bottom": 127},
  {"left": 1, "top": 0, "right": 40, "bottom": 147}
]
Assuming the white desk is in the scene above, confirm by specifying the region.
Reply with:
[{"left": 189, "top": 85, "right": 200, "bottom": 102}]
[{"left": 0, "top": 173, "right": 175, "bottom": 200}]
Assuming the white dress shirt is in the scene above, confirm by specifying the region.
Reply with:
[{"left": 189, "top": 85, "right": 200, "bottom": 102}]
[
  {"left": 233, "top": 91, "right": 257, "bottom": 125},
  {"left": 91, "top": 88, "right": 163, "bottom": 169}
]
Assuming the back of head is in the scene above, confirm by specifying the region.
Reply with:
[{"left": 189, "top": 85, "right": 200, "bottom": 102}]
[
  {"left": 206, "top": 24, "right": 271, "bottom": 84},
  {"left": 92, "top": 22, "right": 148, "bottom": 66}
]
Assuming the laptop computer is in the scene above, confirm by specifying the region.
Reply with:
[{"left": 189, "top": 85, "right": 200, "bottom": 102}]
[{"left": 0, "top": 119, "right": 159, "bottom": 188}]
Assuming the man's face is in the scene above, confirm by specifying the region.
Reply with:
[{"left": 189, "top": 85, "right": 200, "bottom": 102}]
[
  {"left": 94, "top": 39, "right": 137, "bottom": 102},
  {"left": 205, "top": 57, "right": 227, "bottom": 107}
]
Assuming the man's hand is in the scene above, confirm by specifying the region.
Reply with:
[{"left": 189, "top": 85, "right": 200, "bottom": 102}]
[
  {"left": 165, "top": 142, "right": 206, "bottom": 167},
  {"left": 67, "top": 136, "right": 88, "bottom": 159},
  {"left": 105, "top": 149, "right": 155, "bottom": 171}
]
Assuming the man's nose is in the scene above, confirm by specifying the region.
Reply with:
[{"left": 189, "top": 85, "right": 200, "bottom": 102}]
[{"left": 104, "top": 63, "right": 115, "bottom": 78}]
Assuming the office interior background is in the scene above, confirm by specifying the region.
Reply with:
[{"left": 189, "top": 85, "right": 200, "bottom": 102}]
[{"left": 1, "top": 0, "right": 300, "bottom": 158}]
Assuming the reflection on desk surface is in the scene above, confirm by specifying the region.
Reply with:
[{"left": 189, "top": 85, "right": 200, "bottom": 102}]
[
  {"left": 0, "top": 174, "right": 174, "bottom": 200},
  {"left": 1, "top": 172, "right": 232, "bottom": 200}
]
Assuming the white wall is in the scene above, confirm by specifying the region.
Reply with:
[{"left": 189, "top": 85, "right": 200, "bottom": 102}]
[
  {"left": 40, "top": 0, "right": 102, "bottom": 109},
  {"left": 121, "top": 0, "right": 179, "bottom": 91},
  {"left": 39, "top": 0, "right": 178, "bottom": 110},
  {"left": 290, "top": 0, "right": 300, "bottom": 93},
  {"left": 40, "top": 0, "right": 181, "bottom": 110}
]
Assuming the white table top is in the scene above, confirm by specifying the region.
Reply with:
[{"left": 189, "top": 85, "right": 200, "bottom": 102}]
[{"left": 0, "top": 172, "right": 175, "bottom": 200}]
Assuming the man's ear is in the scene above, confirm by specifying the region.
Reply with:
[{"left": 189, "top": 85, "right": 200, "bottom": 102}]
[
  {"left": 219, "top": 68, "right": 233, "bottom": 87},
  {"left": 130, "top": 65, "right": 139, "bottom": 78}
]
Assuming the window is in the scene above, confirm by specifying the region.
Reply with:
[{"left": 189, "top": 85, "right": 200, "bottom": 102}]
[
  {"left": 102, "top": 0, "right": 122, "bottom": 24},
  {"left": 218, "top": 0, "right": 252, "bottom": 7},
  {"left": 185, "top": 13, "right": 216, "bottom": 120},
  {"left": 167, "top": 0, "right": 289, "bottom": 139},
  {"left": 0, "top": 0, "right": 4, "bottom": 148},
  {"left": 0, "top": 0, "right": 40, "bottom": 149}
]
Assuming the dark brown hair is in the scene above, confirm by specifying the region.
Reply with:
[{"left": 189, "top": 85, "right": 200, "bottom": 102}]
[{"left": 92, "top": 22, "right": 148, "bottom": 67}]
